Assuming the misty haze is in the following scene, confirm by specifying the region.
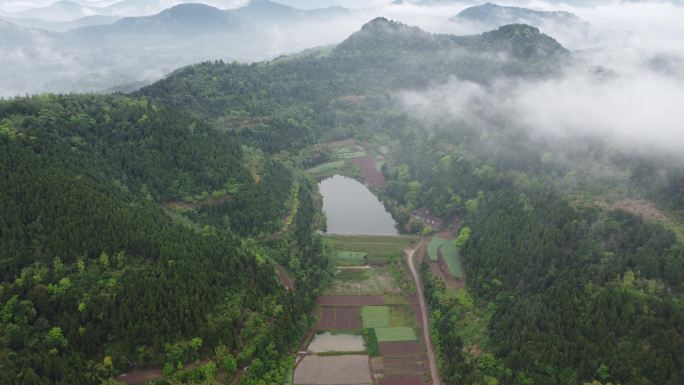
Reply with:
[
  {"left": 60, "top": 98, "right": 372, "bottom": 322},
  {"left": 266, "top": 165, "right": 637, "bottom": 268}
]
[{"left": 1, "top": 1, "right": 683, "bottom": 385}]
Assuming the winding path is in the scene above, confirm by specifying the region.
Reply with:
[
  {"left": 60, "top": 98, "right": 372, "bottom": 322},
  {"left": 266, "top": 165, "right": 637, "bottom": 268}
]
[{"left": 405, "top": 238, "right": 441, "bottom": 385}]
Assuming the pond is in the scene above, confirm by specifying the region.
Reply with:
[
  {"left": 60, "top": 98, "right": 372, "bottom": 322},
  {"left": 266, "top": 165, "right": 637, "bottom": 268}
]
[{"left": 319, "top": 175, "right": 398, "bottom": 235}]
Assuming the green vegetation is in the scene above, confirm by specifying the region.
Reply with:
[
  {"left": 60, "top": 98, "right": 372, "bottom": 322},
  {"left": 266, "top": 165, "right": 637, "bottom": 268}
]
[
  {"left": 360, "top": 306, "right": 390, "bottom": 328},
  {"left": 427, "top": 236, "right": 450, "bottom": 262},
  {"left": 3, "top": 13, "right": 684, "bottom": 385},
  {"left": 375, "top": 327, "right": 417, "bottom": 342},
  {"left": 334, "top": 251, "right": 368, "bottom": 266},
  {"left": 440, "top": 241, "right": 462, "bottom": 278},
  {"left": 388, "top": 305, "right": 416, "bottom": 327},
  {"left": 335, "top": 268, "right": 371, "bottom": 282},
  {"left": 306, "top": 160, "right": 345, "bottom": 174},
  {"left": 363, "top": 328, "right": 380, "bottom": 357},
  {"left": 327, "top": 235, "right": 418, "bottom": 263},
  {"left": 0, "top": 94, "right": 328, "bottom": 385}
]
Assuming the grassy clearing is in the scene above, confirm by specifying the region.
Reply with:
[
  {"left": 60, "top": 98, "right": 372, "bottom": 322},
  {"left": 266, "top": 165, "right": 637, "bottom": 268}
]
[
  {"left": 427, "top": 236, "right": 450, "bottom": 262},
  {"left": 388, "top": 305, "right": 415, "bottom": 327},
  {"left": 383, "top": 294, "right": 410, "bottom": 305},
  {"left": 306, "top": 160, "right": 345, "bottom": 174},
  {"left": 440, "top": 241, "right": 463, "bottom": 278},
  {"left": 363, "top": 328, "right": 380, "bottom": 357},
  {"left": 326, "top": 266, "right": 400, "bottom": 296},
  {"left": 361, "top": 306, "right": 390, "bottom": 328},
  {"left": 327, "top": 235, "right": 418, "bottom": 262},
  {"left": 334, "top": 251, "right": 367, "bottom": 266},
  {"left": 335, "top": 269, "right": 371, "bottom": 282},
  {"left": 375, "top": 327, "right": 417, "bottom": 342}
]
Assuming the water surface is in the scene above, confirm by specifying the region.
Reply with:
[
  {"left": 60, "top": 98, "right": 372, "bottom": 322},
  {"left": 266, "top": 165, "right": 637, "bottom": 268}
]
[{"left": 319, "top": 175, "right": 398, "bottom": 235}]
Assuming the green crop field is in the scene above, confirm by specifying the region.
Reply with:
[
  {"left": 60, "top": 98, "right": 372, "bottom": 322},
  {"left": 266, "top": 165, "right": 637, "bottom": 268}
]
[
  {"left": 361, "top": 306, "right": 390, "bottom": 328},
  {"left": 427, "top": 236, "right": 450, "bottom": 262},
  {"left": 337, "top": 151, "right": 367, "bottom": 159},
  {"left": 363, "top": 328, "right": 380, "bottom": 357},
  {"left": 334, "top": 251, "right": 367, "bottom": 265},
  {"left": 440, "top": 241, "right": 463, "bottom": 278},
  {"left": 375, "top": 327, "right": 417, "bottom": 342},
  {"left": 328, "top": 235, "right": 419, "bottom": 261},
  {"left": 306, "top": 160, "right": 345, "bottom": 174}
]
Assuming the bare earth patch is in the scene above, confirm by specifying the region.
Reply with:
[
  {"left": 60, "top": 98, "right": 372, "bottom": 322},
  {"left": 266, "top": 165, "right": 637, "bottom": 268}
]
[
  {"left": 597, "top": 198, "right": 668, "bottom": 222},
  {"left": 308, "top": 332, "right": 365, "bottom": 353},
  {"left": 294, "top": 355, "right": 372, "bottom": 385}
]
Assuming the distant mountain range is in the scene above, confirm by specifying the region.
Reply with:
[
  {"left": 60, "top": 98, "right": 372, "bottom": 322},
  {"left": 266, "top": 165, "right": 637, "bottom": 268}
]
[
  {"left": 0, "top": 14, "right": 119, "bottom": 31},
  {"left": 451, "top": 3, "right": 583, "bottom": 28},
  {"left": 1, "top": 0, "right": 245, "bottom": 22},
  {"left": 0, "top": 0, "right": 364, "bottom": 97}
]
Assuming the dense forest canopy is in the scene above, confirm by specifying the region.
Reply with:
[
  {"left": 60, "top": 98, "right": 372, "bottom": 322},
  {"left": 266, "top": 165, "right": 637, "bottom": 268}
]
[{"left": 1, "top": 12, "right": 683, "bottom": 385}]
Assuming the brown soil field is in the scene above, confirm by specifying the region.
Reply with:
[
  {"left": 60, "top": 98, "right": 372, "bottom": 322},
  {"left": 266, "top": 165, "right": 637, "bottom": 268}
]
[
  {"left": 294, "top": 355, "right": 372, "bottom": 385},
  {"left": 319, "top": 307, "right": 336, "bottom": 329},
  {"left": 379, "top": 341, "right": 421, "bottom": 356},
  {"left": 318, "top": 307, "right": 361, "bottom": 330},
  {"left": 379, "top": 377, "right": 426, "bottom": 385},
  {"left": 317, "top": 295, "right": 384, "bottom": 306},
  {"left": 350, "top": 156, "right": 385, "bottom": 189},
  {"left": 383, "top": 355, "right": 426, "bottom": 377}
]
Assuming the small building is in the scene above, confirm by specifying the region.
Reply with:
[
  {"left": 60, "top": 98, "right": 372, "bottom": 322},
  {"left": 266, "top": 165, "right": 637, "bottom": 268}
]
[{"left": 410, "top": 208, "right": 445, "bottom": 231}]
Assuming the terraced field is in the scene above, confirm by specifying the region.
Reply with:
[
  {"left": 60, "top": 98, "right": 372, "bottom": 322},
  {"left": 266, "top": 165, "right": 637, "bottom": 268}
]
[{"left": 294, "top": 235, "right": 433, "bottom": 385}]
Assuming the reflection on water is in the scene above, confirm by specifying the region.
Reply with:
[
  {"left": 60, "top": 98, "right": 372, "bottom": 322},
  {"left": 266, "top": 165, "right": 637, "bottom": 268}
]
[{"left": 319, "top": 175, "right": 398, "bottom": 235}]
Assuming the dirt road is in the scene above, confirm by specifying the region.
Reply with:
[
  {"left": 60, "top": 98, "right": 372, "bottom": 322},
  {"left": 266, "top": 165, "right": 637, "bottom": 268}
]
[{"left": 405, "top": 238, "right": 441, "bottom": 385}]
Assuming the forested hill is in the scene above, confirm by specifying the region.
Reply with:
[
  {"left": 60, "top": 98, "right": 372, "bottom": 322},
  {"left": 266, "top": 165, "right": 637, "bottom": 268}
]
[
  {"left": 0, "top": 94, "right": 326, "bottom": 384},
  {"left": 138, "top": 19, "right": 567, "bottom": 151}
]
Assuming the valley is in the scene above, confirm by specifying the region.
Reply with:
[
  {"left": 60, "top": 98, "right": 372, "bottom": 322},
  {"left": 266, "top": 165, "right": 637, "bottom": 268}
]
[{"left": 1, "top": 4, "right": 684, "bottom": 385}]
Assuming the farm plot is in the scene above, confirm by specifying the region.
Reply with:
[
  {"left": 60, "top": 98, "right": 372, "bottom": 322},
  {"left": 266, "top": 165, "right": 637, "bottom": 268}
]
[
  {"left": 427, "top": 236, "right": 450, "bottom": 262},
  {"left": 382, "top": 356, "right": 426, "bottom": 377},
  {"left": 375, "top": 327, "right": 417, "bottom": 342},
  {"left": 327, "top": 266, "right": 399, "bottom": 296},
  {"left": 361, "top": 306, "right": 390, "bottom": 328},
  {"left": 334, "top": 251, "right": 367, "bottom": 266},
  {"left": 328, "top": 235, "right": 419, "bottom": 263},
  {"left": 440, "top": 241, "right": 463, "bottom": 279},
  {"left": 379, "top": 377, "right": 425, "bottom": 385},
  {"left": 308, "top": 332, "right": 365, "bottom": 353},
  {"left": 379, "top": 341, "right": 421, "bottom": 356},
  {"left": 318, "top": 307, "right": 360, "bottom": 330},
  {"left": 294, "top": 355, "right": 372, "bottom": 385},
  {"left": 318, "top": 296, "right": 384, "bottom": 306}
]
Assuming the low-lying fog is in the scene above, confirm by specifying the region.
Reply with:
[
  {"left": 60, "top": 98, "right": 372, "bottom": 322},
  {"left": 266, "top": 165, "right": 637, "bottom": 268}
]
[{"left": 1, "top": 0, "right": 682, "bottom": 161}]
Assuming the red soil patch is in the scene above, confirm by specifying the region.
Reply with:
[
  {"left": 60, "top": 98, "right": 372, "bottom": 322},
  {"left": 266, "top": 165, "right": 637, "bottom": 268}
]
[
  {"left": 380, "top": 341, "right": 421, "bottom": 356},
  {"left": 379, "top": 377, "right": 426, "bottom": 385},
  {"left": 317, "top": 307, "right": 361, "bottom": 330},
  {"left": 344, "top": 307, "right": 360, "bottom": 329},
  {"left": 319, "top": 307, "right": 336, "bottom": 329},
  {"left": 317, "top": 295, "right": 384, "bottom": 306},
  {"left": 350, "top": 156, "right": 385, "bottom": 189},
  {"left": 383, "top": 356, "right": 426, "bottom": 377}
]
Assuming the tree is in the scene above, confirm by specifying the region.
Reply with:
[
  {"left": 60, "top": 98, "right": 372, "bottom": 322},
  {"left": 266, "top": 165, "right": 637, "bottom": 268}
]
[
  {"left": 454, "top": 227, "right": 471, "bottom": 250},
  {"left": 215, "top": 345, "right": 237, "bottom": 375}
]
